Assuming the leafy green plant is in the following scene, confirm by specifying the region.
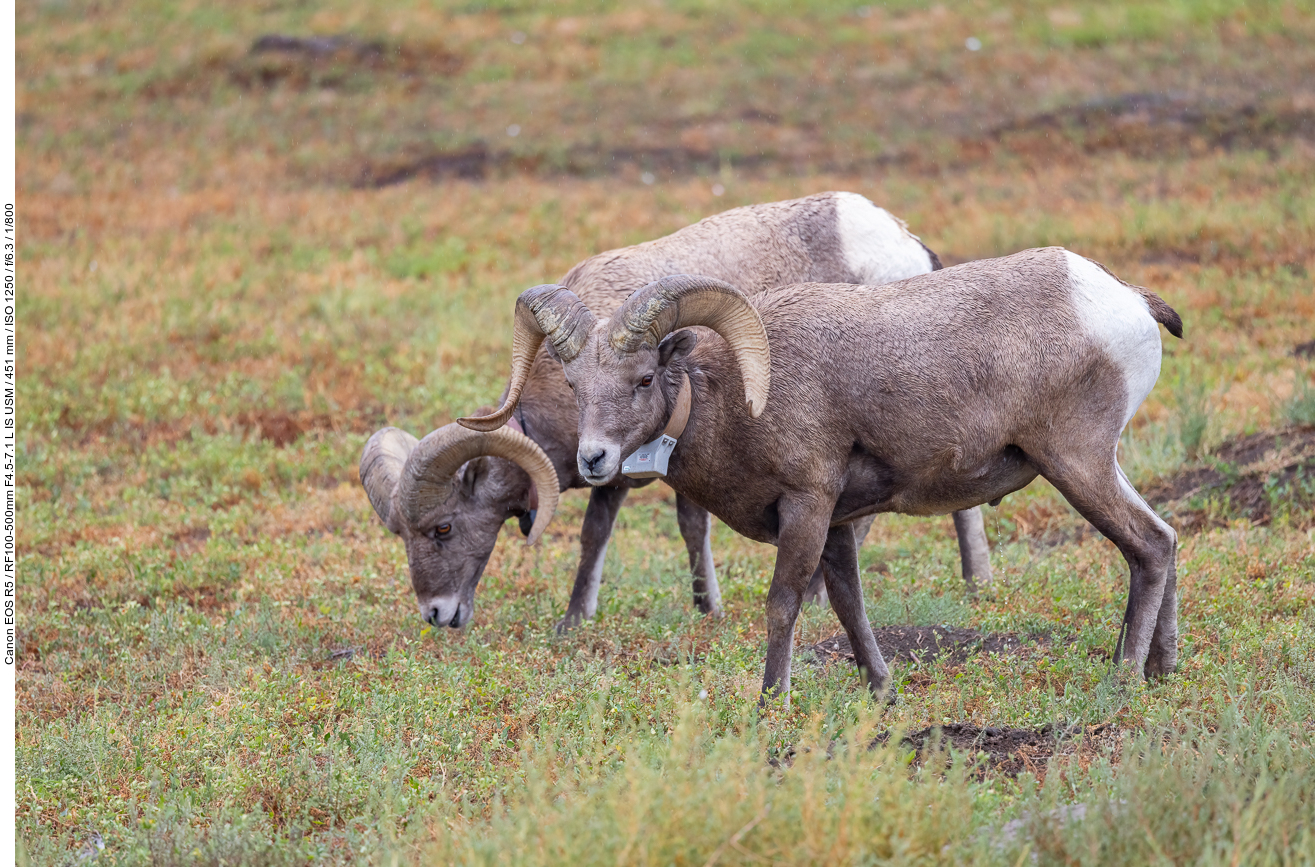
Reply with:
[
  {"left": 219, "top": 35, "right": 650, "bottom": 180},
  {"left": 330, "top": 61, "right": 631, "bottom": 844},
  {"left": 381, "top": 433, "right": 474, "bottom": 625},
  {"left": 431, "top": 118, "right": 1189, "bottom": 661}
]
[
  {"left": 1284, "top": 366, "right": 1315, "bottom": 426},
  {"left": 1168, "top": 360, "right": 1219, "bottom": 461}
]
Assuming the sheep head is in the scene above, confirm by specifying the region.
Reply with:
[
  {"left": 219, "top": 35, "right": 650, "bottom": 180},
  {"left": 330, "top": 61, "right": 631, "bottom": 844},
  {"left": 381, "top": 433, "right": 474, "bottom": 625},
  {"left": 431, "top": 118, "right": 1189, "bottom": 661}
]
[
  {"left": 360, "top": 423, "right": 559, "bottom": 627},
  {"left": 462, "top": 274, "right": 770, "bottom": 486}
]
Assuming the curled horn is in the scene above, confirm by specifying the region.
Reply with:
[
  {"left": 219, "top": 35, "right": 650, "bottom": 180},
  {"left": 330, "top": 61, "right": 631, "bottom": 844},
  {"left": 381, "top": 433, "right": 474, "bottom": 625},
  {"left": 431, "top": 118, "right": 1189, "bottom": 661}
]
[
  {"left": 459, "top": 285, "right": 597, "bottom": 432},
  {"left": 396, "top": 423, "right": 560, "bottom": 546},
  {"left": 608, "top": 274, "right": 771, "bottom": 417},
  {"left": 360, "top": 427, "right": 421, "bottom": 534}
]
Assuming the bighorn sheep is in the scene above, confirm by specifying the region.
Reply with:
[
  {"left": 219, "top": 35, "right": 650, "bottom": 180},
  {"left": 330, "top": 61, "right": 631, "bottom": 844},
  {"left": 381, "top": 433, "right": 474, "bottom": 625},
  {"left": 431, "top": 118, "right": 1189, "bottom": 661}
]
[
  {"left": 362, "top": 191, "right": 991, "bottom": 633},
  {"left": 466, "top": 247, "right": 1184, "bottom": 699}
]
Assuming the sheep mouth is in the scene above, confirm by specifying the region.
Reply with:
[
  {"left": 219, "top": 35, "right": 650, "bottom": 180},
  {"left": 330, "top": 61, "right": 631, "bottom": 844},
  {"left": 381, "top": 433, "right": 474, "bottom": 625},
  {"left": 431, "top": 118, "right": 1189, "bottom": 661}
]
[
  {"left": 578, "top": 453, "right": 623, "bottom": 486},
  {"left": 420, "top": 596, "right": 474, "bottom": 629},
  {"left": 582, "top": 466, "right": 624, "bottom": 487},
  {"left": 435, "top": 604, "right": 471, "bottom": 629}
]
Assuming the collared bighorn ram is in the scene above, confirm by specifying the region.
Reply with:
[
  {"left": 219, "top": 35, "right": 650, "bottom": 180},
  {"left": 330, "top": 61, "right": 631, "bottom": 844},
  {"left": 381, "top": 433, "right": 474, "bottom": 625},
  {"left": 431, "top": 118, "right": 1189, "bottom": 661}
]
[
  {"left": 362, "top": 191, "right": 992, "bottom": 633},
  {"left": 465, "top": 247, "right": 1183, "bottom": 698}
]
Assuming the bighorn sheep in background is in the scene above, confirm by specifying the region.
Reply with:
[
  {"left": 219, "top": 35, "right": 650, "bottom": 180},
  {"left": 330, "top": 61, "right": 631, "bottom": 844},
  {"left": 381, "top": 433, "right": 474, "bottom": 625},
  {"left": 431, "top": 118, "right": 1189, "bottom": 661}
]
[
  {"left": 362, "top": 191, "right": 992, "bottom": 633},
  {"left": 466, "top": 248, "right": 1183, "bottom": 699}
]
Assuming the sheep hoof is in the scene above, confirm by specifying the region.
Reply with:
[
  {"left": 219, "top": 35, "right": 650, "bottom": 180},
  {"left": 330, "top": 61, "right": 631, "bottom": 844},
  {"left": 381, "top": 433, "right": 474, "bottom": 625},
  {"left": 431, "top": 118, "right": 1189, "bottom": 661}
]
[
  {"left": 554, "top": 611, "right": 590, "bottom": 634},
  {"left": 694, "top": 596, "right": 724, "bottom": 617},
  {"left": 1143, "top": 648, "right": 1178, "bottom": 679}
]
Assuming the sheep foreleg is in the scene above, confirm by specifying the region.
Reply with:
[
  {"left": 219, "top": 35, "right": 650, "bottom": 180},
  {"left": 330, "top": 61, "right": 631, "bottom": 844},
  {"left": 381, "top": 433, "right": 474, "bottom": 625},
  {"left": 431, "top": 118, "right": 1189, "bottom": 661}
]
[
  {"left": 761, "top": 499, "right": 831, "bottom": 704},
  {"left": 556, "top": 484, "right": 629, "bottom": 633},
  {"left": 676, "top": 493, "right": 723, "bottom": 616}
]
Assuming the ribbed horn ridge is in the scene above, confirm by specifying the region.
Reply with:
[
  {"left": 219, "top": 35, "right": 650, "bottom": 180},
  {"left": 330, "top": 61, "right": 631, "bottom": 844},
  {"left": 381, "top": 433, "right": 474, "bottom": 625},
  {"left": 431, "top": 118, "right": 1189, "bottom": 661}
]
[
  {"left": 459, "top": 284, "right": 597, "bottom": 432},
  {"left": 398, "top": 423, "right": 560, "bottom": 545},
  {"left": 360, "top": 427, "right": 421, "bottom": 533},
  {"left": 608, "top": 274, "right": 772, "bottom": 417}
]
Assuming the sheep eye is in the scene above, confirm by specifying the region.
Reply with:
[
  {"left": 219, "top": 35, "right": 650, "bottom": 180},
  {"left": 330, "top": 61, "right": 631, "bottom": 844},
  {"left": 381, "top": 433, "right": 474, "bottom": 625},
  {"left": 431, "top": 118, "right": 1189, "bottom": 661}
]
[
  {"left": 429, "top": 524, "right": 451, "bottom": 540},
  {"left": 639, "top": 375, "right": 653, "bottom": 388}
]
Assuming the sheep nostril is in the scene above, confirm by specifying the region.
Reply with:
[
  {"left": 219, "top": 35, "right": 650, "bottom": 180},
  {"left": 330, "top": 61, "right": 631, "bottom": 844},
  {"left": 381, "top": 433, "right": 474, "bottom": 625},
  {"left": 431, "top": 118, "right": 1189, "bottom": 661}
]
[
  {"left": 449, "top": 609, "right": 462, "bottom": 628},
  {"left": 583, "top": 449, "right": 606, "bottom": 472},
  {"left": 426, "top": 608, "right": 441, "bottom": 626}
]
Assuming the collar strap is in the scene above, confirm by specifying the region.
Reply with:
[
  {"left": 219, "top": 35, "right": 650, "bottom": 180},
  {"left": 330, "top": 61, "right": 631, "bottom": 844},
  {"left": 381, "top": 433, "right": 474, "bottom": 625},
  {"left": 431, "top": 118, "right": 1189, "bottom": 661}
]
[
  {"left": 620, "top": 372, "right": 690, "bottom": 480},
  {"left": 663, "top": 372, "right": 691, "bottom": 439}
]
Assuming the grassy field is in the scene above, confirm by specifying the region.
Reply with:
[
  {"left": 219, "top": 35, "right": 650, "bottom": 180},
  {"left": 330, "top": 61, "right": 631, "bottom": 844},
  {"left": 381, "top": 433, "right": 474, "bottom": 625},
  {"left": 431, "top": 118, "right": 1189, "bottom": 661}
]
[{"left": 16, "top": 0, "right": 1315, "bottom": 863}]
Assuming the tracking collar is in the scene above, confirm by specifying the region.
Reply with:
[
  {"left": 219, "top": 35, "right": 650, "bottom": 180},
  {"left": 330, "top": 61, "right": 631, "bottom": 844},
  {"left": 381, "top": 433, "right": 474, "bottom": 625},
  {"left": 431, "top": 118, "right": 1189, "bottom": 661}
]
[{"left": 621, "top": 372, "right": 691, "bottom": 479}]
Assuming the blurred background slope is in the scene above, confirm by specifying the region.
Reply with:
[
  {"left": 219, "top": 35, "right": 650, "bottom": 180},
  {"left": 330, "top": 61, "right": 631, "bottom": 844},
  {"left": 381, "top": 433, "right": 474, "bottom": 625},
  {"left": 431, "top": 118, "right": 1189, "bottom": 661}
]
[
  {"left": 20, "top": 0, "right": 1315, "bottom": 189},
  {"left": 17, "top": 0, "right": 1315, "bottom": 441}
]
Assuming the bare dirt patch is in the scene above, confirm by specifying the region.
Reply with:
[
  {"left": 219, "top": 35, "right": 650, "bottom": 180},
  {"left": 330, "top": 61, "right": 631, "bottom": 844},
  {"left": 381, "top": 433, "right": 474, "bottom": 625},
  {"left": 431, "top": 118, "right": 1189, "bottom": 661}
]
[
  {"left": 358, "top": 95, "right": 1315, "bottom": 186},
  {"left": 358, "top": 143, "right": 769, "bottom": 187},
  {"left": 1145, "top": 425, "right": 1315, "bottom": 530},
  {"left": 169, "top": 525, "right": 212, "bottom": 551},
  {"left": 807, "top": 626, "right": 1035, "bottom": 667},
  {"left": 876, "top": 722, "right": 1120, "bottom": 778},
  {"left": 59, "top": 408, "right": 372, "bottom": 451},
  {"left": 146, "top": 34, "right": 463, "bottom": 97},
  {"left": 234, "top": 410, "right": 332, "bottom": 447},
  {"left": 988, "top": 93, "right": 1315, "bottom": 160}
]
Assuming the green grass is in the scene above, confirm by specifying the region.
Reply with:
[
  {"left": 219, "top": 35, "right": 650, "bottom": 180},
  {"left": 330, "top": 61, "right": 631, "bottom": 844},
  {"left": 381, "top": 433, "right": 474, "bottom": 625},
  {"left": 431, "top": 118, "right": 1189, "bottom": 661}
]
[
  {"left": 1286, "top": 363, "right": 1315, "bottom": 426},
  {"left": 17, "top": 0, "right": 1315, "bottom": 863}
]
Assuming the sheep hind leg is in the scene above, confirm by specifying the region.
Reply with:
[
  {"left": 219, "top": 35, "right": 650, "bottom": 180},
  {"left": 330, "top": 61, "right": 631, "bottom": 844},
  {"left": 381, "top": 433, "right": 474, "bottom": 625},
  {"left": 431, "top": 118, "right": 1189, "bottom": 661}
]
[
  {"left": 676, "top": 492, "right": 722, "bottom": 616},
  {"left": 820, "top": 521, "right": 891, "bottom": 700},
  {"left": 952, "top": 507, "right": 993, "bottom": 593},
  {"left": 1143, "top": 541, "right": 1179, "bottom": 676},
  {"left": 1032, "top": 451, "right": 1178, "bottom": 678},
  {"left": 1123, "top": 465, "right": 1179, "bottom": 677}
]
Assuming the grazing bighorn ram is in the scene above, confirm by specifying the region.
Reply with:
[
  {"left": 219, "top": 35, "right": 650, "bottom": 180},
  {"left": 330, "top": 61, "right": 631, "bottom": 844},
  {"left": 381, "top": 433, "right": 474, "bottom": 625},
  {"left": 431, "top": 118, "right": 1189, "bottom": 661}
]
[
  {"left": 362, "top": 191, "right": 992, "bottom": 633},
  {"left": 465, "top": 247, "right": 1184, "bottom": 699}
]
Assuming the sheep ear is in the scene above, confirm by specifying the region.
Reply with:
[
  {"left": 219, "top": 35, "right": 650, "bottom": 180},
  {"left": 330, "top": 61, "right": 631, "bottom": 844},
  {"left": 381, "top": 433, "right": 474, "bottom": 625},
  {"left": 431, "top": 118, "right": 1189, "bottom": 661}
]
[
  {"left": 609, "top": 275, "right": 769, "bottom": 417},
  {"left": 460, "top": 456, "right": 489, "bottom": 498},
  {"left": 658, "top": 329, "right": 698, "bottom": 367}
]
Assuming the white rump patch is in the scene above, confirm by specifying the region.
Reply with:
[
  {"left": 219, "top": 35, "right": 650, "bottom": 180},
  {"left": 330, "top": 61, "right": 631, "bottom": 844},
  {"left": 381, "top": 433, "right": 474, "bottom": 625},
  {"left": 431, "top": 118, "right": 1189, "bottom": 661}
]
[
  {"left": 833, "top": 192, "right": 937, "bottom": 285},
  {"left": 1065, "top": 250, "right": 1163, "bottom": 429}
]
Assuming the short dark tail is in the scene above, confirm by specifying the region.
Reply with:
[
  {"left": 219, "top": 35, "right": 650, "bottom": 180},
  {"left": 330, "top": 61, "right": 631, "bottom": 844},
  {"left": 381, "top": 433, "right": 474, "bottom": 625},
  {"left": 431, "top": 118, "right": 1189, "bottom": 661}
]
[
  {"left": 1139, "top": 289, "right": 1184, "bottom": 339},
  {"left": 1085, "top": 256, "right": 1183, "bottom": 339},
  {"left": 919, "top": 240, "right": 943, "bottom": 271}
]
